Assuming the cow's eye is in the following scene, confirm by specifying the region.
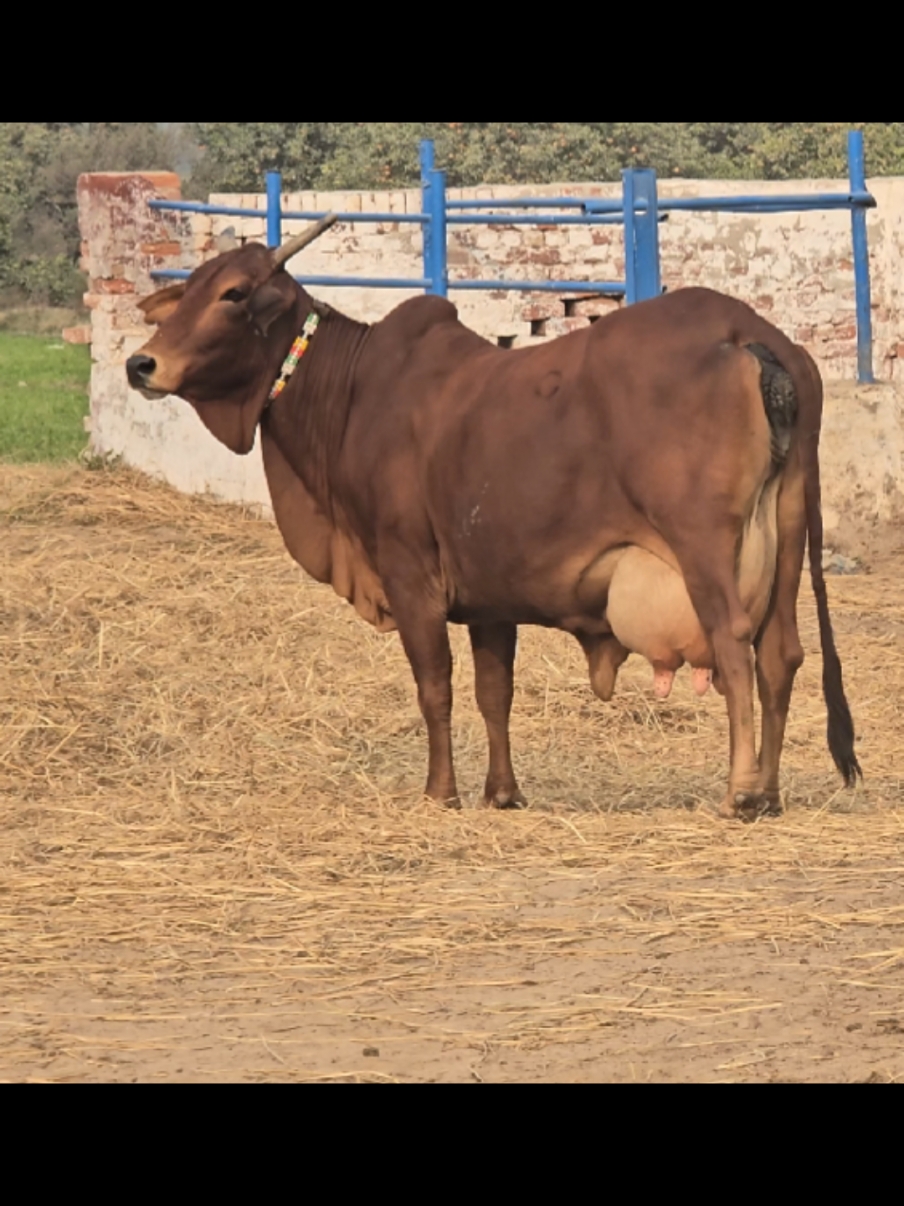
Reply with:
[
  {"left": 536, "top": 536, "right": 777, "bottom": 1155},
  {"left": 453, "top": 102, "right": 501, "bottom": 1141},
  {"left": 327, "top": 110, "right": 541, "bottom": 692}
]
[{"left": 221, "top": 288, "right": 248, "bottom": 304}]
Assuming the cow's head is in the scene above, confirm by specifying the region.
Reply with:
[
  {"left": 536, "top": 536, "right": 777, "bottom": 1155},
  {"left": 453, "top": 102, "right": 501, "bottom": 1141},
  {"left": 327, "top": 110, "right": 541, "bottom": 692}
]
[{"left": 126, "top": 216, "right": 337, "bottom": 455}]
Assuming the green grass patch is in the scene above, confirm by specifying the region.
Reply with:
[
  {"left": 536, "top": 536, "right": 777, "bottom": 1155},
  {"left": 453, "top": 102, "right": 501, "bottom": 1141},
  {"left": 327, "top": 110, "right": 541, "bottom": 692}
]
[{"left": 0, "top": 332, "right": 90, "bottom": 463}]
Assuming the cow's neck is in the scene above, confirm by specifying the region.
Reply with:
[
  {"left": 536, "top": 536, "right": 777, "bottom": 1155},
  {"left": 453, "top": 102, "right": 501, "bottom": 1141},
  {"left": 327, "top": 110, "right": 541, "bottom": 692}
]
[{"left": 262, "top": 294, "right": 370, "bottom": 516}]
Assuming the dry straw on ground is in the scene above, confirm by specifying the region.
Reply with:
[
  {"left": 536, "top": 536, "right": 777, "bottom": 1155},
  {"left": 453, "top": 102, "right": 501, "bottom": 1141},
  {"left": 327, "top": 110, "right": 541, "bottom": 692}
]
[{"left": 1, "top": 463, "right": 902, "bottom": 1082}]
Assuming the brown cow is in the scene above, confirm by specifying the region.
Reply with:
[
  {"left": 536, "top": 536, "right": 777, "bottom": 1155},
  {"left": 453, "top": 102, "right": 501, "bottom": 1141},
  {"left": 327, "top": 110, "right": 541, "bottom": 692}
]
[{"left": 126, "top": 220, "right": 861, "bottom": 819}]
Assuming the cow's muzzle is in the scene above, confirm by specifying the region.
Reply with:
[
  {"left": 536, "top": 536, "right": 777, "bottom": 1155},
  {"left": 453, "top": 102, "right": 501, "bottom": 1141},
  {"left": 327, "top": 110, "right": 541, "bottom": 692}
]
[{"left": 126, "top": 354, "right": 158, "bottom": 390}]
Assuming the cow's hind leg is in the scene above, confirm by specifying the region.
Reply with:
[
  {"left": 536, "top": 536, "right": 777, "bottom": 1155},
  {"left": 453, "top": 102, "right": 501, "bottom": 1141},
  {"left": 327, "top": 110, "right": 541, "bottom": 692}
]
[
  {"left": 677, "top": 532, "right": 765, "bottom": 820},
  {"left": 469, "top": 621, "right": 527, "bottom": 810},
  {"left": 754, "top": 459, "right": 807, "bottom": 815}
]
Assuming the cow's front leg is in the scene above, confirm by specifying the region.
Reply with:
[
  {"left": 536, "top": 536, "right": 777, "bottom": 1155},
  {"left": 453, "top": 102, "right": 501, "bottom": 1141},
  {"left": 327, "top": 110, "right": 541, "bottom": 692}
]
[
  {"left": 383, "top": 565, "right": 459, "bottom": 806},
  {"left": 403, "top": 617, "right": 458, "bottom": 807},
  {"left": 469, "top": 621, "right": 527, "bottom": 810}
]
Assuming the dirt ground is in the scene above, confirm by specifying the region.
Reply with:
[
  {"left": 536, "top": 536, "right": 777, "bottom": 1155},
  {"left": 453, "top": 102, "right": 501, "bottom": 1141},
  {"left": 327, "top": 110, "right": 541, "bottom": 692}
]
[{"left": 1, "top": 464, "right": 902, "bottom": 1083}]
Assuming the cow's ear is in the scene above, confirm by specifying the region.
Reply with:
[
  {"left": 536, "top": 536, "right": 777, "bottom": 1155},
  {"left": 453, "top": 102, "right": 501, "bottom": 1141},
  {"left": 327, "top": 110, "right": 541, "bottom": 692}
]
[
  {"left": 247, "top": 276, "right": 296, "bottom": 337},
  {"left": 138, "top": 283, "right": 187, "bottom": 326}
]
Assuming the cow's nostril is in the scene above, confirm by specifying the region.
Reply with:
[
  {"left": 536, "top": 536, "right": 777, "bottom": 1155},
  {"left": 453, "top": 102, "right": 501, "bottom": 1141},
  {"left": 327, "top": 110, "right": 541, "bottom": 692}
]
[{"left": 126, "top": 354, "right": 157, "bottom": 387}]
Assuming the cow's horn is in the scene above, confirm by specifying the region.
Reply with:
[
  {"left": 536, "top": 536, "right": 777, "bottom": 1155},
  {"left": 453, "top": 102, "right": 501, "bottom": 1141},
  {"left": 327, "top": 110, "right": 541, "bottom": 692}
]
[{"left": 270, "top": 214, "right": 338, "bottom": 269}]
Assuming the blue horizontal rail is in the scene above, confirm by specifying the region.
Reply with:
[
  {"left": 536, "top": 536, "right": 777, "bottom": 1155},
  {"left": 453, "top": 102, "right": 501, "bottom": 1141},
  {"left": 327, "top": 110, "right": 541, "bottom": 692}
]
[
  {"left": 584, "top": 191, "right": 876, "bottom": 216},
  {"left": 449, "top": 197, "right": 666, "bottom": 221},
  {"left": 449, "top": 197, "right": 610, "bottom": 210},
  {"left": 449, "top": 279, "right": 625, "bottom": 295},
  {"left": 282, "top": 209, "right": 425, "bottom": 223},
  {"left": 149, "top": 200, "right": 265, "bottom": 219},
  {"left": 296, "top": 276, "right": 430, "bottom": 289},
  {"left": 150, "top": 200, "right": 648, "bottom": 229},
  {"left": 149, "top": 199, "right": 428, "bottom": 225},
  {"left": 662, "top": 191, "right": 876, "bottom": 212},
  {"left": 150, "top": 269, "right": 433, "bottom": 290},
  {"left": 447, "top": 213, "right": 667, "bottom": 227}
]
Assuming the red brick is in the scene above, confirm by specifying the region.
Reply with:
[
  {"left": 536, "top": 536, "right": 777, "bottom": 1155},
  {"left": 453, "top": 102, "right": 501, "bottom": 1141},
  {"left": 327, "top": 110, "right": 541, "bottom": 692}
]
[
  {"left": 140, "top": 241, "right": 182, "bottom": 257},
  {"left": 568, "top": 297, "right": 621, "bottom": 319},
  {"left": 91, "top": 279, "right": 135, "bottom": 295},
  {"left": 591, "top": 231, "right": 613, "bottom": 246},
  {"left": 834, "top": 324, "right": 857, "bottom": 341},
  {"left": 78, "top": 171, "right": 181, "bottom": 202},
  {"left": 544, "top": 317, "right": 593, "bottom": 338},
  {"left": 527, "top": 250, "right": 561, "bottom": 266},
  {"left": 522, "top": 303, "right": 558, "bottom": 322}
]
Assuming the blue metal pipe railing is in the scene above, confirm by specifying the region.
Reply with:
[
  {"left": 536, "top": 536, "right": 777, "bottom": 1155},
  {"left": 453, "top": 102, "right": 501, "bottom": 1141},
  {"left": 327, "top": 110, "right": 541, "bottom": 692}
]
[
  {"left": 622, "top": 168, "right": 661, "bottom": 304},
  {"left": 446, "top": 214, "right": 647, "bottom": 226},
  {"left": 583, "top": 192, "right": 876, "bottom": 215},
  {"left": 148, "top": 200, "right": 429, "bottom": 224},
  {"left": 148, "top": 270, "right": 433, "bottom": 290},
  {"left": 449, "top": 280, "right": 625, "bottom": 295},
  {"left": 421, "top": 142, "right": 448, "bottom": 298},
  {"left": 147, "top": 132, "right": 876, "bottom": 380},
  {"left": 266, "top": 171, "right": 281, "bottom": 249},
  {"left": 448, "top": 197, "right": 607, "bottom": 210},
  {"left": 848, "top": 131, "right": 875, "bottom": 383}
]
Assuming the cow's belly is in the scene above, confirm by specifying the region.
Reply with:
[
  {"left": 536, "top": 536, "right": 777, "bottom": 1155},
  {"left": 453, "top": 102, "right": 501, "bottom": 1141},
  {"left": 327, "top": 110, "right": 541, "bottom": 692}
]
[{"left": 604, "top": 478, "right": 780, "bottom": 698}]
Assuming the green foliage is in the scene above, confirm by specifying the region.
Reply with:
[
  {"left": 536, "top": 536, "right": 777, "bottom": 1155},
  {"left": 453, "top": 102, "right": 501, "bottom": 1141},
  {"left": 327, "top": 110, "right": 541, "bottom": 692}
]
[
  {"left": 0, "top": 123, "right": 179, "bottom": 306},
  {"left": 186, "top": 122, "right": 904, "bottom": 193}
]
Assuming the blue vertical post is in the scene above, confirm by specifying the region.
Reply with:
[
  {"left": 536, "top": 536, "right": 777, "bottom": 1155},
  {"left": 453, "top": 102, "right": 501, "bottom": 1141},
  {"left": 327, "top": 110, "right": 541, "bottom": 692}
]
[
  {"left": 266, "top": 170, "right": 282, "bottom": 250},
  {"left": 622, "top": 170, "right": 638, "bottom": 305},
  {"left": 848, "top": 130, "right": 874, "bottom": 384},
  {"left": 428, "top": 168, "right": 448, "bottom": 298},
  {"left": 632, "top": 169, "right": 662, "bottom": 302},
  {"left": 420, "top": 141, "right": 436, "bottom": 294},
  {"left": 421, "top": 140, "right": 448, "bottom": 298}
]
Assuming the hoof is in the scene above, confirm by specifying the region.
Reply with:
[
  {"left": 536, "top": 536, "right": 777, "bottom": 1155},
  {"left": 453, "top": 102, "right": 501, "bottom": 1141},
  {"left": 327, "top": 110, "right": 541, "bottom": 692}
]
[
  {"left": 482, "top": 788, "right": 528, "bottom": 812},
  {"left": 716, "top": 791, "right": 783, "bottom": 821},
  {"left": 424, "top": 792, "right": 462, "bottom": 810}
]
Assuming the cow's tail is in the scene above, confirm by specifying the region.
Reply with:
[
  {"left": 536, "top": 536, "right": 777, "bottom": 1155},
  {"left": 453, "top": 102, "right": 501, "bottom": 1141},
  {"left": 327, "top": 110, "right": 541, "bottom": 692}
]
[
  {"left": 793, "top": 349, "right": 862, "bottom": 786},
  {"left": 746, "top": 339, "right": 861, "bottom": 786}
]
